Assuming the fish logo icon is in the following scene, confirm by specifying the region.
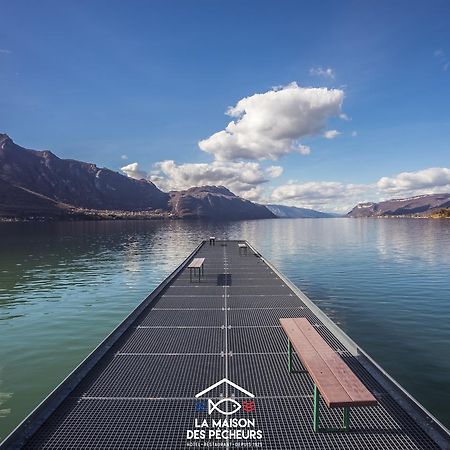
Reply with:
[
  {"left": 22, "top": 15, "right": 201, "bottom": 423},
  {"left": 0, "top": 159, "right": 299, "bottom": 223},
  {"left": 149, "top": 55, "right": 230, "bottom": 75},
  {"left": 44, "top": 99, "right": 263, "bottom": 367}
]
[
  {"left": 195, "top": 378, "right": 255, "bottom": 417},
  {"left": 208, "top": 398, "right": 242, "bottom": 416}
]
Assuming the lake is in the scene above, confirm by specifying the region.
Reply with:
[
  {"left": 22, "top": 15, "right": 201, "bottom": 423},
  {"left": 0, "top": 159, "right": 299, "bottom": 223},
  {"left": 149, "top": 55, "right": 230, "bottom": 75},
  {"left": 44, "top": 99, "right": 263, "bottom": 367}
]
[{"left": 0, "top": 218, "right": 449, "bottom": 441}]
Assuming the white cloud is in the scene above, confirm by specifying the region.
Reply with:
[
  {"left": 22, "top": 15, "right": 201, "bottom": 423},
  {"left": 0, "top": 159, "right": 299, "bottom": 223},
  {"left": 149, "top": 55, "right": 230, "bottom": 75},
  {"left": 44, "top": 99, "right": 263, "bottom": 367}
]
[
  {"left": 120, "top": 162, "right": 147, "bottom": 180},
  {"left": 268, "top": 167, "right": 450, "bottom": 213},
  {"left": 377, "top": 168, "right": 450, "bottom": 196},
  {"left": 121, "top": 152, "right": 449, "bottom": 214},
  {"left": 266, "top": 165, "right": 283, "bottom": 178},
  {"left": 310, "top": 67, "right": 335, "bottom": 79},
  {"left": 0, "top": 49, "right": 11, "bottom": 55},
  {"left": 148, "top": 160, "right": 280, "bottom": 200},
  {"left": 298, "top": 144, "right": 311, "bottom": 155},
  {"left": 351, "top": 131, "right": 358, "bottom": 137},
  {"left": 198, "top": 82, "right": 344, "bottom": 161},
  {"left": 271, "top": 181, "right": 344, "bottom": 202},
  {"left": 270, "top": 181, "right": 372, "bottom": 212},
  {"left": 323, "top": 129, "right": 341, "bottom": 139},
  {"left": 121, "top": 154, "right": 128, "bottom": 160},
  {"left": 242, "top": 186, "right": 265, "bottom": 201}
]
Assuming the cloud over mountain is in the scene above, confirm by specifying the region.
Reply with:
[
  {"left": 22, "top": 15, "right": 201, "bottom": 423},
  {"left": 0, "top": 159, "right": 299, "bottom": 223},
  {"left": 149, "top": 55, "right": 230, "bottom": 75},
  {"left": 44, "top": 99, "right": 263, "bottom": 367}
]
[
  {"left": 198, "top": 82, "right": 344, "bottom": 161},
  {"left": 148, "top": 160, "right": 282, "bottom": 200},
  {"left": 268, "top": 167, "right": 450, "bottom": 212},
  {"left": 271, "top": 181, "right": 370, "bottom": 212},
  {"left": 377, "top": 168, "right": 450, "bottom": 196},
  {"left": 120, "top": 162, "right": 147, "bottom": 180},
  {"left": 119, "top": 82, "right": 348, "bottom": 203}
]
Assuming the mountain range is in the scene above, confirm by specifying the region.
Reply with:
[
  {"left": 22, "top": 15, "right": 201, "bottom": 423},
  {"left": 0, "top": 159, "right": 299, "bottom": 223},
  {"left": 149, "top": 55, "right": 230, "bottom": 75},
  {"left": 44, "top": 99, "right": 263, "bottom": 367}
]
[
  {"left": 266, "top": 204, "right": 337, "bottom": 218},
  {"left": 1, "top": 134, "right": 448, "bottom": 221},
  {"left": 0, "top": 134, "right": 274, "bottom": 220},
  {"left": 347, "top": 193, "right": 450, "bottom": 217}
]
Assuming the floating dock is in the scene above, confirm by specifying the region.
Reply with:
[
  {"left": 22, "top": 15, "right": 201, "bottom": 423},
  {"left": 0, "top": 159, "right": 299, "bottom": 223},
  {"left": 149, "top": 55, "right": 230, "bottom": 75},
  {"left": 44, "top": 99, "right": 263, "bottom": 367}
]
[{"left": 2, "top": 240, "right": 450, "bottom": 449}]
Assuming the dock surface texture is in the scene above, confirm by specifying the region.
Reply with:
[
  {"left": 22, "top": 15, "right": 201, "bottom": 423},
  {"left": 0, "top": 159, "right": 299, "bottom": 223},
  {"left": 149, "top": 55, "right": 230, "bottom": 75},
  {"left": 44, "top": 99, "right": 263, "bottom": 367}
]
[{"left": 4, "top": 240, "right": 450, "bottom": 449}]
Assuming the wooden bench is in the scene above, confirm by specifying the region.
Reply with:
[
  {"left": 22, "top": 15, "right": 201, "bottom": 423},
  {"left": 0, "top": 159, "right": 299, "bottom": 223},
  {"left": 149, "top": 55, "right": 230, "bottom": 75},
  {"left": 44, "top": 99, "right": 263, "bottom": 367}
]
[
  {"left": 280, "top": 318, "right": 377, "bottom": 432},
  {"left": 238, "top": 243, "right": 248, "bottom": 256},
  {"left": 188, "top": 258, "right": 205, "bottom": 282}
]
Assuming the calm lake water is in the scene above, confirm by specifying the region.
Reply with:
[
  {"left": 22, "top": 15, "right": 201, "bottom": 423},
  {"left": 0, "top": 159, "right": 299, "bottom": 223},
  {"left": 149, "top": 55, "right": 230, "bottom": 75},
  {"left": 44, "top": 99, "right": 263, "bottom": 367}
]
[{"left": 0, "top": 218, "right": 449, "bottom": 440}]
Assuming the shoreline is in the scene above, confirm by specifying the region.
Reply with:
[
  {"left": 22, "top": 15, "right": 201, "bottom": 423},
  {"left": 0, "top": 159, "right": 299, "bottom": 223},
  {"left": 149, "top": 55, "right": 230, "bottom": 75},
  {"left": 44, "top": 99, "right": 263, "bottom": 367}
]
[{"left": 1, "top": 214, "right": 449, "bottom": 223}]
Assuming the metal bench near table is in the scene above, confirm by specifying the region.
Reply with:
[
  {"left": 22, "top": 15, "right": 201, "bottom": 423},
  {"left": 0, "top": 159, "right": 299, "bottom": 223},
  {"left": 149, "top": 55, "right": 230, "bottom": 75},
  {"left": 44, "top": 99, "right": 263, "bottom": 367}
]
[
  {"left": 187, "top": 257, "right": 205, "bottom": 282},
  {"left": 280, "top": 317, "right": 378, "bottom": 433},
  {"left": 238, "top": 243, "right": 248, "bottom": 255}
]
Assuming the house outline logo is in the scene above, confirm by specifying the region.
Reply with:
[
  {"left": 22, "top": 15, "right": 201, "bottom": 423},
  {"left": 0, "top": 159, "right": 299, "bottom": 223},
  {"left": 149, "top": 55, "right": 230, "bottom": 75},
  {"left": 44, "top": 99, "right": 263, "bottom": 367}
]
[{"left": 195, "top": 378, "right": 255, "bottom": 416}]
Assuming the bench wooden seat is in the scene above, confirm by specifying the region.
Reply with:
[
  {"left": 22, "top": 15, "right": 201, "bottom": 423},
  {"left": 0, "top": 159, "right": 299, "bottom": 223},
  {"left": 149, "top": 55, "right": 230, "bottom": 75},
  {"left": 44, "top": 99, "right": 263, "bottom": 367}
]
[
  {"left": 280, "top": 317, "right": 377, "bottom": 432},
  {"left": 188, "top": 258, "right": 205, "bottom": 282}
]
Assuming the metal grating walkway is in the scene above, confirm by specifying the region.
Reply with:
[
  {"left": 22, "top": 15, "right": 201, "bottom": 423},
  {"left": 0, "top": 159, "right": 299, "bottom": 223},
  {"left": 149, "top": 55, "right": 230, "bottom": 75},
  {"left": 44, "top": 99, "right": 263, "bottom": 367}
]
[{"left": 2, "top": 240, "right": 449, "bottom": 449}]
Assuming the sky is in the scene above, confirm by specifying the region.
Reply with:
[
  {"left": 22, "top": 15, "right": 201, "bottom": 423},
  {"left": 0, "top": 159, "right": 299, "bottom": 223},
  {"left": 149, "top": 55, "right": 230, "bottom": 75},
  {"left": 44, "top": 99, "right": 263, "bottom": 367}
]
[{"left": 1, "top": 0, "right": 450, "bottom": 212}]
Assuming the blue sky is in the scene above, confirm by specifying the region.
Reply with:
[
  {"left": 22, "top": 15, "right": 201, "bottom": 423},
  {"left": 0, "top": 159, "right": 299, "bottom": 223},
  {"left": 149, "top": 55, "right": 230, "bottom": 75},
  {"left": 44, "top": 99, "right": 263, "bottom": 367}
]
[{"left": 1, "top": 0, "right": 450, "bottom": 211}]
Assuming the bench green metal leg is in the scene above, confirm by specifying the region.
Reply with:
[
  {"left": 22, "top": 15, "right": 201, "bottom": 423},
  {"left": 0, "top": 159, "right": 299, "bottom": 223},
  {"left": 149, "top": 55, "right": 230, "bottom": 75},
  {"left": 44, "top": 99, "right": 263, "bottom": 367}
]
[
  {"left": 288, "top": 339, "right": 293, "bottom": 373},
  {"left": 286, "top": 340, "right": 351, "bottom": 432},
  {"left": 313, "top": 384, "right": 320, "bottom": 432},
  {"left": 313, "top": 384, "right": 351, "bottom": 432},
  {"left": 343, "top": 406, "right": 350, "bottom": 431}
]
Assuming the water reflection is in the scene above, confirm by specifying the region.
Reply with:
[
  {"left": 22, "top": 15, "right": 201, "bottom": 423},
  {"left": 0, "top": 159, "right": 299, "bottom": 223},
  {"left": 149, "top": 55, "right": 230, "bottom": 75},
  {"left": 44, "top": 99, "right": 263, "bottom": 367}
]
[
  {"left": 374, "top": 219, "right": 450, "bottom": 265},
  {"left": 0, "top": 218, "right": 449, "bottom": 440}
]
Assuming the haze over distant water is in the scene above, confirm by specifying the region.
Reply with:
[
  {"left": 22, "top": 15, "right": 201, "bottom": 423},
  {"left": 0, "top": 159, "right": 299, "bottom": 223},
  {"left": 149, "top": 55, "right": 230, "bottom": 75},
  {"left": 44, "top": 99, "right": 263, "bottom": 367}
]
[{"left": 0, "top": 218, "right": 449, "bottom": 440}]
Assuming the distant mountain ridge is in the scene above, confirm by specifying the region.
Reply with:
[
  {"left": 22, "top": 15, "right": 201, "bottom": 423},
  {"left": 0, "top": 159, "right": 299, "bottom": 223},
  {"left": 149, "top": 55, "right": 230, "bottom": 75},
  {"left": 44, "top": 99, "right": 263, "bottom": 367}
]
[
  {"left": 0, "top": 134, "right": 274, "bottom": 220},
  {"left": 347, "top": 193, "right": 450, "bottom": 217},
  {"left": 266, "top": 204, "right": 337, "bottom": 218},
  {"left": 3, "top": 134, "right": 448, "bottom": 221},
  {"left": 170, "top": 186, "right": 274, "bottom": 220},
  {"left": 0, "top": 134, "right": 169, "bottom": 211}
]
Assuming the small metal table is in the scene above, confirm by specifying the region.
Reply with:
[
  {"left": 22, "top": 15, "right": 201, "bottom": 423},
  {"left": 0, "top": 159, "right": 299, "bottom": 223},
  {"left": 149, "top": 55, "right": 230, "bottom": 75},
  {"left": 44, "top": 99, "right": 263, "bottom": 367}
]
[
  {"left": 188, "top": 257, "right": 205, "bottom": 282},
  {"left": 238, "top": 243, "right": 248, "bottom": 256}
]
